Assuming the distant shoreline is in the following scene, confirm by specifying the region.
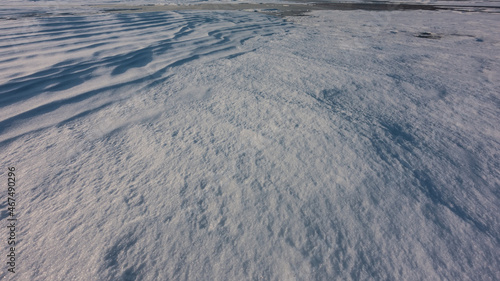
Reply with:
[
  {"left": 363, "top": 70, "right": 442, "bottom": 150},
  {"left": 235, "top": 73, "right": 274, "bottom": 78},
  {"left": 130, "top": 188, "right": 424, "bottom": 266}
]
[
  {"left": 92, "top": 2, "right": 500, "bottom": 16},
  {"left": 3, "top": 1, "right": 499, "bottom": 20}
]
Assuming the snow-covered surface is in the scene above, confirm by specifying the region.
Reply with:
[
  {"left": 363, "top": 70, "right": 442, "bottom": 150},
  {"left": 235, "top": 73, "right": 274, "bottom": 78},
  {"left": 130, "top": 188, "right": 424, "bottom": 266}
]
[{"left": 1, "top": 3, "right": 500, "bottom": 281}]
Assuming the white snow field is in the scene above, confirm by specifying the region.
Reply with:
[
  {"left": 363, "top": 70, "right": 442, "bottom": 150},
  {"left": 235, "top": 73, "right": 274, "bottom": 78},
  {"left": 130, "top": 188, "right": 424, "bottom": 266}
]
[{"left": 1, "top": 3, "right": 500, "bottom": 281}]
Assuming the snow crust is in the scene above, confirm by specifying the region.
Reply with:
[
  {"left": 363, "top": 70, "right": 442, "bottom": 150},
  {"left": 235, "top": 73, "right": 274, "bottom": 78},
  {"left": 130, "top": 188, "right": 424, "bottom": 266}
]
[{"left": 1, "top": 4, "right": 500, "bottom": 281}]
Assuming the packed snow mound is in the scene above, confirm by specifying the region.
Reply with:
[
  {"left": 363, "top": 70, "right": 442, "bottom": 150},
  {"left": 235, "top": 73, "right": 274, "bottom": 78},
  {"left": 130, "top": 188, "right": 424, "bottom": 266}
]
[{"left": 1, "top": 7, "right": 500, "bottom": 281}]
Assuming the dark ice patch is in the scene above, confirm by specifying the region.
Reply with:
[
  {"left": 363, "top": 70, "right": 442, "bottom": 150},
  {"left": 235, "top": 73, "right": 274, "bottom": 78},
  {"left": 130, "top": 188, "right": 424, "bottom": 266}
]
[{"left": 415, "top": 32, "right": 442, "bottom": 39}]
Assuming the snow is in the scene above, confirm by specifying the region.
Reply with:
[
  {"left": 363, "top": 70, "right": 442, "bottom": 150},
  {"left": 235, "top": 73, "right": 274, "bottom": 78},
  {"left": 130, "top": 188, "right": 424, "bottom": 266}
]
[{"left": 1, "top": 2, "right": 500, "bottom": 281}]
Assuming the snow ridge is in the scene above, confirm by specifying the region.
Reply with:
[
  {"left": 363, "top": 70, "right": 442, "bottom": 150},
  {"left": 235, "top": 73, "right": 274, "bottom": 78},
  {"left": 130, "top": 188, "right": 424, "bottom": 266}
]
[{"left": 0, "top": 11, "right": 287, "bottom": 144}]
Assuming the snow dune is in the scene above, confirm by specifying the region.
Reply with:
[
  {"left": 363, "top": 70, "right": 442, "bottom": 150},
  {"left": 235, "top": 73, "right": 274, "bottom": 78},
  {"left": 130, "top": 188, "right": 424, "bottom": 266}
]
[
  {"left": 1, "top": 6, "right": 500, "bottom": 281},
  {"left": 0, "top": 11, "right": 286, "bottom": 143}
]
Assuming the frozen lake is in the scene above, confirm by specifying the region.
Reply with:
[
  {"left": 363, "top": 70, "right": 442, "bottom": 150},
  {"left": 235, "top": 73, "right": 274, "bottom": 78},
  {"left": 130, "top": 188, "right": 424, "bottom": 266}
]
[{"left": 1, "top": 1, "right": 499, "bottom": 280}]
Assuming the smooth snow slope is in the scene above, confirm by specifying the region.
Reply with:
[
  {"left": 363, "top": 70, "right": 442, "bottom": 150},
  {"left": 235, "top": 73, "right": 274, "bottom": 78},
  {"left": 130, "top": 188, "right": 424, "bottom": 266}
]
[{"left": 1, "top": 7, "right": 500, "bottom": 281}]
